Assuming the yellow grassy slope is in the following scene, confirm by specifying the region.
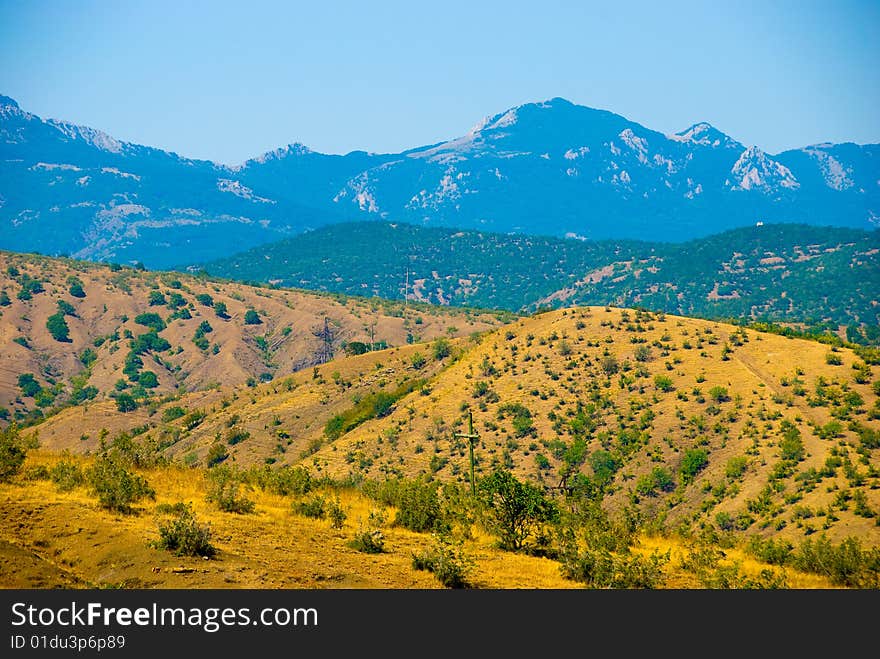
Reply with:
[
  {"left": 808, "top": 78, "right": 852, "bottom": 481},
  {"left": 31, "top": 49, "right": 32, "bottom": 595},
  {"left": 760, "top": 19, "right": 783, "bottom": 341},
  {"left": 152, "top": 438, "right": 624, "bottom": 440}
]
[{"left": 0, "top": 452, "right": 839, "bottom": 589}]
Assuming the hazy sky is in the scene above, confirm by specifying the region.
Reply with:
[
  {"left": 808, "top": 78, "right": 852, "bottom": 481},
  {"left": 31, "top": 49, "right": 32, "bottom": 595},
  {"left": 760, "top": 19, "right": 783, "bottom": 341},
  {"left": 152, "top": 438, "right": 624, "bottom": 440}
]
[{"left": 1, "top": 0, "right": 877, "bottom": 165}]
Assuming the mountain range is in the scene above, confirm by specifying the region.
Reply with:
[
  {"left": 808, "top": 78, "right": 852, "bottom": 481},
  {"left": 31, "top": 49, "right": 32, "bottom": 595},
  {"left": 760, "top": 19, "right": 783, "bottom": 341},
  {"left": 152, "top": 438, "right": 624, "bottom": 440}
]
[{"left": 1, "top": 94, "right": 877, "bottom": 268}]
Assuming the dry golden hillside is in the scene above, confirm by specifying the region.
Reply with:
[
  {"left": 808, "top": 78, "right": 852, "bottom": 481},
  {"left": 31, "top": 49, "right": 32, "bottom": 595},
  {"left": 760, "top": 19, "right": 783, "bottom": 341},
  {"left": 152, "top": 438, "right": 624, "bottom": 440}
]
[
  {"left": 311, "top": 306, "right": 880, "bottom": 546},
  {"left": 0, "top": 251, "right": 509, "bottom": 424},
  {"left": 21, "top": 305, "right": 880, "bottom": 558},
  {"left": 0, "top": 451, "right": 840, "bottom": 590}
]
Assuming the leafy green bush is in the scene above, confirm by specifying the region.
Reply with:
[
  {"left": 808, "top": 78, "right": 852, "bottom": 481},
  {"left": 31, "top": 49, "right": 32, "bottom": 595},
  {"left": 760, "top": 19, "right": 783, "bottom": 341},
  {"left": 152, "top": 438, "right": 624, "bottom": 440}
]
[
  {"left": 46, "top": 312, "right": 70, "bottom": 342},
  {"left": 248, "top": 464, "right": 311, "bottom": 496},
  {"left": 153, "top": 504, "right": 216, "bottom": 557},
  {"left": 328, "top": 498, "right": 347, "bottom": 529},
  {"left": 559, "top": 543, "right": 669, "bottom": 588},
  {"left": 411, "top": 534, "right": 474, "bottom": 588},
  {"left": 162, "top": 406, "right": 186, "bottom": 423},
  {"left": 384, "top": 478, "right": 445, "bottom": 532},
  {"left": 50, "top": 459, "right": 85, "bottom": 491},
  {"left": 479, "top": 468, "right": 557, "bottom": 551},
  {"left": 87, "top": 453, "right": 155, "bottom": 513},
  {"left": 244, "top": 309, "right": 261, "bottom": 325},
  {"left": 115, "top": 393, "right": 138, "bottom": 412},
  {"left": 635, "top": 467, "right": 674, "bottom": 497},
  {"left": 324, "top": 380, "right": 424, "bottom": 440},
  {"left": 679, "top": 448, "right": 709, "bottom": 485},
  {"left": 17, "top": 373, "right": 41, "bottom": 398},
  {"left": 205, "top": 443, "right": 229, "bottom": 468},
  {"left": 432, "top": 337, "right": 451, "bottom": 360},
  {"left": 348, "top": 529, "right": 385, "bottom": 553},
  {"left": 0, "top": 425, "right": 27, "bottom": 482},
  {"left": 294, "top": 495, "right": 326, "bottom": 519},
  {"left": 134, "top": 312, "right": 166, "bottom": 332},
  {"left": 205, "top": 466, "right": 255, "bottom": 514},
  {"left": 792, "top": 535, "right": 880, "bottom": 588},
  {"left": 654, "top": 375, "right": 674, "bottom": 392}
]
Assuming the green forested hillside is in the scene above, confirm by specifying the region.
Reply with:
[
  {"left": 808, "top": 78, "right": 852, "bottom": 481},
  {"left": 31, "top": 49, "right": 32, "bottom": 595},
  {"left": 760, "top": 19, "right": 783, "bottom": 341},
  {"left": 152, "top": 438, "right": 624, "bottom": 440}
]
[{"left": 197, "top": 222, "right": 880, "bottom": 340}]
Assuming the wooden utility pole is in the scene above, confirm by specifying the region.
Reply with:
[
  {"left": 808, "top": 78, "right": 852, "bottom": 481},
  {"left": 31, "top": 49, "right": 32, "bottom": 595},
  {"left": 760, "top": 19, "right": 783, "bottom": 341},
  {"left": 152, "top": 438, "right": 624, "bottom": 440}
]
[{"left": 454, "top": 410, "right": 479, "bottom": 496}]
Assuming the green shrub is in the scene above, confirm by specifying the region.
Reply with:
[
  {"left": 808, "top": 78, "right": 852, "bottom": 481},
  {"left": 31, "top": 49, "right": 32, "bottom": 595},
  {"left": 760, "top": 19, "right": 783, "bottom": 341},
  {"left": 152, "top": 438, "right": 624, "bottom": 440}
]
[
  {"left": 153, "top": 504, "right": 216, "bottom": 557},
  {"left": 162, "top": 406, "right": 186, "bottom": 423},
  {"left": 206, "top": 443, "right": 229, "bottom": 468},
  {"left": 46, "top": 312, "right": 70, "bottom": 342},
  {"left": 134, "top": 312, "right": 166, "bottom": 332},
  {"left": 560, "top": 543, "right": 669, "bottom": 589},
  {"left": 479, "top": 468, "right": 557, "bottom": 551},
  {"left": 635, "top": 467, "right": 674, "bottom": 497},
  {"left": 432, "top": 337, "right": 451, "bottom": 360},
  {"left": 679, "top": 449, "right": 709, "bottom": 485},
  {"left": 411, "top": 534, "right": 474, "bottom": 588},
  {"left": 654, "top": 375, "right": 674, "bottom": 392},
  {"left": 328, "top": 498, "right": 347, "bottom": 529},
  {"left": 348, "top": 529, "right": 385, "bottom": 553},
  {"left": 294, "top": 495, "right": 326, "bottom": 519},
  {"left": 23, "top": 464, "right": 50, "bottom": 481},
  {"left": 244, "top": 309, "right": 261, "bottom": 325},
  {"left": 792, "top": 535, "right": 880, "bottom": 588},
  {"left": 205, "top": 466, "right": 255, "bottom": 513},
  {"left": 248, "top": 464, "right": 311, "bottom": 496},
  {"left": 87, "top": 454, "right": 155, "bottom": 513},
  {"left": 115, "top": 393, "right": 138, "bottom": 412},
  {"left": 725, "top": 456, "right": 748, "bottom": 479},
  {"left": 395, "top": 480, "right": 446, "bottom": 532},
  {"left": 50, "top": 459, "right": 85, "bottom": 491},
  {"left": 0, "top": 425, "right": 27, "bottom": 482},
  {"left": 17, "top": 373, "right": 41, "bottom": 398},
  {"left": 181, "top": 410, "right": 207, "bottom": 430}
]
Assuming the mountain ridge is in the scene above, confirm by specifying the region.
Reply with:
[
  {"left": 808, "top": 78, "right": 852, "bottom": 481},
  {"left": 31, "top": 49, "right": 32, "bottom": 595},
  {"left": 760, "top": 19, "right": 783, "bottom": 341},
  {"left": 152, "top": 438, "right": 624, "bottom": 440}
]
[{"left": 1, "top": 94, "right": 877, "bottom": 268}]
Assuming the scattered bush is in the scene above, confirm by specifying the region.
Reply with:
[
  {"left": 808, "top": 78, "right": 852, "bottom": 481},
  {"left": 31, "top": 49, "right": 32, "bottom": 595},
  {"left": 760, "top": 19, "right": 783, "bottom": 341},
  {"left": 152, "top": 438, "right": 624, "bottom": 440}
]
[
  {"left": 679, "top": 448, "right": 709, "bottom": 485},
  {"left": 153, "top": 504, "right": 216, "bottom": 557},
  {"left": 46, "top": 312, "right": 70, "bottom": 342},
  {"left": 412, "top": 534, "right": 474, "bottom": 588},
  {"left": 0, "top": 425, "right": 27, "bottom": 482},
  {"left": 50, "top": 459, "right": 85, "bottom": 491},
  {"left": 87, "top": 453, "right": 155, "bottom": 513},
  {"left": 348, "top": 528, "right": 385, "bottom": 553},
  {"left": 205, "top": 466, "right": 255, "bottom": 514},
  {"left": 294, "top": 495, "right": 327, "bottom": 519}
]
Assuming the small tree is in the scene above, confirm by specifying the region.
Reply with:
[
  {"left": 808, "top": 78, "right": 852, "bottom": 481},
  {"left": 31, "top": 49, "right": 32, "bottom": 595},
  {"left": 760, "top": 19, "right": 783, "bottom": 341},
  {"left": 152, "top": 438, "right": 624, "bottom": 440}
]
[
  {"left": 679, "top": 448, "right": 709, "bottom": 485},
  {"left": 479, "top": 468, "right": 556, "bottom": 551},
  {"left": 46, "top": 313, "right": 70, "bottom": 342},
  {"left": 88, "top": 453, "right": 155, "bottom": 513},
  {"left": 654, "top": 374, "right": 674, "bottom": 392},
  {"left": 0, "top": 425, "right": 27, "bottom": 482},
  {"left": 205, "top": 465, "right": 255, "bottom": 513},
  {"left": 432, "top": 337, "right": 451, "bottom": 361},
  {"left": 244, "top": 309, "right": 262, "bottom": 325},
  {"left": 115, "top": 393, "right": 138, "bottom": 412}
]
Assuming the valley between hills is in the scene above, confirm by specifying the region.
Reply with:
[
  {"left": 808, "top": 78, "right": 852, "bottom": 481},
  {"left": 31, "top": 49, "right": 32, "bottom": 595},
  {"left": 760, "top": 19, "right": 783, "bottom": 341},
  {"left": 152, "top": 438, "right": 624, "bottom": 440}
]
[{"left": 0, "top": 252, "right": 878, "bottom": 589}]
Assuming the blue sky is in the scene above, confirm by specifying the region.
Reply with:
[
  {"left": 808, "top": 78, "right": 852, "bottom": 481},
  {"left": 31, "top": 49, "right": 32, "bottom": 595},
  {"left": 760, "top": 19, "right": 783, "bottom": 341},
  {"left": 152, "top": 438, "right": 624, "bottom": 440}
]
[{"left": 1, "top": 0, "right": 877, "bottom": 165}]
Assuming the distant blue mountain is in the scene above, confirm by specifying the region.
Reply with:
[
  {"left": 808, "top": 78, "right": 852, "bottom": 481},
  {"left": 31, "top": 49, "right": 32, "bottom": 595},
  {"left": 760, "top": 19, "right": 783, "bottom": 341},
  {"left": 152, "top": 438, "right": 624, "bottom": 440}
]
[{"left": 1, "top": 95, "right": 877, "bottom": 267}]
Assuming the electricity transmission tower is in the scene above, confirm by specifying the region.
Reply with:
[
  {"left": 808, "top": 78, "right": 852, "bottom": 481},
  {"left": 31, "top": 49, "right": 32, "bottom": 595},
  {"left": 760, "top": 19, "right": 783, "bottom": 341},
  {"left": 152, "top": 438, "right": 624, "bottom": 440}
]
[{"left": 313, "top": 316, "right": 334, "bottom": 364}]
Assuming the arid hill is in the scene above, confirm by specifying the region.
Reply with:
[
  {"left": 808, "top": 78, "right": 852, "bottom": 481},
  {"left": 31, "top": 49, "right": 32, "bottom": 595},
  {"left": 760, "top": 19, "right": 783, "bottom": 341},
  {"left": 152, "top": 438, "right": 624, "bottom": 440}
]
[
  {"left": 0, "top": 250, "right": 509, "bottom": 424},
  {"left": 27, "top": 306, "right": 880, "bottom": 552}
]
